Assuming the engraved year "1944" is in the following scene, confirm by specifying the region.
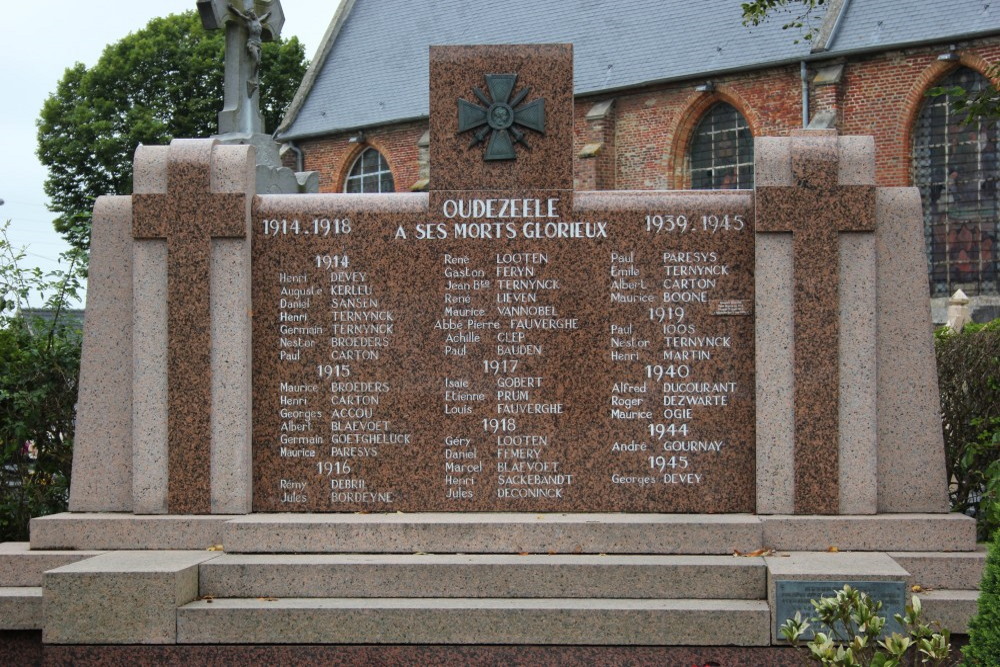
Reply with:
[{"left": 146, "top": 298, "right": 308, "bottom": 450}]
[{"left": 262, "top": 218, "right": 352, "bottom": 236}]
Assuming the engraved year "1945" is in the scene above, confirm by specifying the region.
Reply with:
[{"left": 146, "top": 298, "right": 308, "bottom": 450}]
[
  {"left": 644, "top": 214, "right": 745, "bottom": 234},
  {"left": 262, "top": 218, "right": 352, "bottom": 236}
]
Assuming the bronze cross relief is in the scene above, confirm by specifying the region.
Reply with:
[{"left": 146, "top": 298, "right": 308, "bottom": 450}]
[
  {"left": 756, "top": 133, "right": 876, "bottom": 514},
  {"left": 133, "top": 139, "right": 252, "bottom": 514}
]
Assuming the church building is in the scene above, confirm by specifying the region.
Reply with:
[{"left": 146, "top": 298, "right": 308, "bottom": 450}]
[{"left": 276, "top": 0, "right": 1000, "bottom": 321}]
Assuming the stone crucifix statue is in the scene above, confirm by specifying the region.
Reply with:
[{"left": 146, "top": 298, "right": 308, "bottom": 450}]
[
  {"left": 197, "top": 0, "right": 285, "bottom": 136},
  {"left": 228, "top": 4, "right": 271, "bottom": 98}
]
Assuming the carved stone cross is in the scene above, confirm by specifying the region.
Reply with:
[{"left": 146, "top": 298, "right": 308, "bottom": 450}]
[
  {"left": 197, "top": 0, "right": 285, "bottom": 135},
  {"left": 756, "top": 130, "right": 876, "bottom": 514},
  {"left": 133, "top": 139, "right": 254, "bottom": 513}
]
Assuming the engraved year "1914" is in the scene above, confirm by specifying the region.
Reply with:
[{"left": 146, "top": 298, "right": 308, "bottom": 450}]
[{"left": 262, "top": 218, "right": 352, "bottom": 236}]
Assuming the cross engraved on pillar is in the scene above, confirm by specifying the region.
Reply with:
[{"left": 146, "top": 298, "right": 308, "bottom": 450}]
[
  {"left": 756, "top": 131, "right": 876, "bottom": 514},
  {"left": 133, "top": 139, "right": 252, "bottom": 514}
]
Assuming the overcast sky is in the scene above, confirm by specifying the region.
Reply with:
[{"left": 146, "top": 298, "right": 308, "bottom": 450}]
[{"left": 0, "top": 0, "right": 340, "bottom": 307}]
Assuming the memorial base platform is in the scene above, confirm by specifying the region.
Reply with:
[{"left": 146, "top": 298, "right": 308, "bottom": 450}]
[{"left": 0, "top": 513, "right": 984, "bottom": 650}]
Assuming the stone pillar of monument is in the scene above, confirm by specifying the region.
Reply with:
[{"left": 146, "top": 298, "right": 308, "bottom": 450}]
[
  {"left": 130, "top": 139, "right": 256, "bottom": 514},
  {"left": 754, "top": 130, "right": 948, "bottom": 515}
]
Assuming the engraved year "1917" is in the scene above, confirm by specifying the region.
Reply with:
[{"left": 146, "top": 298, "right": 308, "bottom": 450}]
[{"left": 262, "top": 218, "right": 352, "bottom": 236}]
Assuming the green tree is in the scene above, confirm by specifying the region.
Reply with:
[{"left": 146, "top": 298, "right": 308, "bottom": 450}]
[
  {"left": 741, "top": 0, "right": 827, "bottom": 42},
  {"left": 37, "top": 10, "right": 308, "bottom": 252},
  {"left": 0, "top": 221, "right": 84, "bottom": 540}
]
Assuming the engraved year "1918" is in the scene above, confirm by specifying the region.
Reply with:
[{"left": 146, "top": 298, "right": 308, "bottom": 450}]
[{"left": 262, "top": 218, "right": 351, "bottom": 236}]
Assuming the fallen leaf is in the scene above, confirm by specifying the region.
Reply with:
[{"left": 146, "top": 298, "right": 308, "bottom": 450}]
[
  {"left": 547, "top": 549, "right": 557, "bottom": 555},
  {"left": 733, "top": 548, "right": 775, "bottom": 557},
  {"left": 827, "top": 546, "right": 839, "bottom": 553},
  {"left": 206, "top": 544, "right": 223, "bottom": 552},
  {"left": 519, "top": 551, "right": 530, "bottom": 556},
  {"left": 912, "top": 585, "right": 923, "bottom": 593}
]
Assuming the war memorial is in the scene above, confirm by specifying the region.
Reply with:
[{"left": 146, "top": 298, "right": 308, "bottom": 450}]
[{"left": 0, "top": 3, "right": 987, "bottom": 662}]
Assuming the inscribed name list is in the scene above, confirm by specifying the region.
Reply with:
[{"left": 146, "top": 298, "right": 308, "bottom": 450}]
[{"left": 251, "top": 190, "right": 755, "bottom": 512}]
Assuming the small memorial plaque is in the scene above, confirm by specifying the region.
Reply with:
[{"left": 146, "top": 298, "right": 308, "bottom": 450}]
[{"left": 775, "top": 580, "right": 906, "bottom": 640}]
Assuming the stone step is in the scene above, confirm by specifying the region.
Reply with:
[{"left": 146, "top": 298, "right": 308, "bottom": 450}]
[
  {"left": 0, "top": 542, "right": 105, "bottom": 586},
  {"left": 760, "top": 514, "right": 976, "bottom": 552},
  {"left": 30, "top": 513, "right": 232, "bottom": 550},
  {"left": 177, "top": 597, "right": 772, "bottom": 645},
  {"left": 223, "top": 513, "right": 763, "bottom": 554},
  {"left": 889, "top": 550, "right": 987, "bottom": 590},
  {"left": 0, "top": 587, "right": 43, "bottom": 630},
  {"left": 918, "top": 589, "right": 981, "bottom": 635},
  {"left": 28, "top": 513, "right": 978, "bottom": 554},
  {"left": 199, "top": 553, "right": 766, "bottom": 599}
]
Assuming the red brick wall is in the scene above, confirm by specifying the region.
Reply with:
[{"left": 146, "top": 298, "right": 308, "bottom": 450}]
[
  {"left": 295, "top": 40, "right": 999, "bottom": 193},
  {"left": 837, "top": 41, "right": 1000, "bottom": 186},
  {"left": 298, "top": 120, "right": 426, "bottom": 193}
]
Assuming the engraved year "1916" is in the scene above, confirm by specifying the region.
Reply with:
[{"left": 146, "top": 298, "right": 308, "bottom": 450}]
[{"left": 262, "top": 218, "right": 352, "bottom": 236}]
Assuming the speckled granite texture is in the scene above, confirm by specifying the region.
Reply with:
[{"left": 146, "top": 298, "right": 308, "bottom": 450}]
[
  {"left": 755, "top": 131, "right": 876, "bottom": 515},
  {"left": 251, "top": 44, "right": 754, "bottom": 512},
  {"left": 132, "top": 139, "right": 255, "bottom": 514},
  {"left": 69, "top": 196, "right": 134, "bottom": 512},
  {"left": 429, "top": 44, "right": 574, "bottom": 192}
]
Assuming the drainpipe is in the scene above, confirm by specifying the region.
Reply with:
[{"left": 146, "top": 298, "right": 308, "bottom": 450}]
[{"left": 801, "top": 61, "right": 810, "bottom": 128}]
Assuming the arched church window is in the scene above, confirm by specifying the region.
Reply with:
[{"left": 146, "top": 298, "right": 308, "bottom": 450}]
[
  {"left": 913, "top": 66, "right": 998, "bottom": 296},
  {"left": 689, "top": 103, "right": 754, "bottom": 190},
  {"left": 344, "top": 147, "right": 395, "bottom": 193}
]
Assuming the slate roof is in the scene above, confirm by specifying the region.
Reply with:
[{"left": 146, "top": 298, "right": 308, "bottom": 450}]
[{"left": 278, "top": 0, "right": 1000, "bottom": 140}]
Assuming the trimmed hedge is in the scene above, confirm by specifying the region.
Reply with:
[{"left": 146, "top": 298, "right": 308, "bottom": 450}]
[
  {"left": 936, "top": 320, "right": 1000, "bottom": 541},
  {"left": 964, "top": 529, "right": 1000, "bottom": 665}
]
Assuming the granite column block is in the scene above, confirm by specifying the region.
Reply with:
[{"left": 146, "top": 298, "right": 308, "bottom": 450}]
[
  {"left": 755, "top": 232, "right": 795, "bottom": 515},
  {"left": 839, "top": 232, "right": 877, "bottom": 514},
  {"left": 132, "top": 236, "right": 169, "bottom": 514},
  {"left": 132, "top": 139, "right": 255, "bottom": 515},
  {"left": 875, "top": 189, "right": 949, "bottom": 512},
  {"left": 43, "top": 551, "right": 219, "bottom": 644},
  {"left": 755, "top": 131, "right": 877, "bottom": 515},
  {"left": 69, "top": 196, "right": 134, "bottom": 512}
]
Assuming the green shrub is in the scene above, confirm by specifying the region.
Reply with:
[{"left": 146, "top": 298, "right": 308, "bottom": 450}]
[
  {"left": 780, "top": 585, "right": 952, "bottom": 666},
  {"left": 935, "top": 320, "right": 1000, "bottom": 541},
  {"left": 0, "top": 221, "right": 83, "bottom": 541},
  {"left": 965, "top": 530, "right": 1000, "bottom": 666}
]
